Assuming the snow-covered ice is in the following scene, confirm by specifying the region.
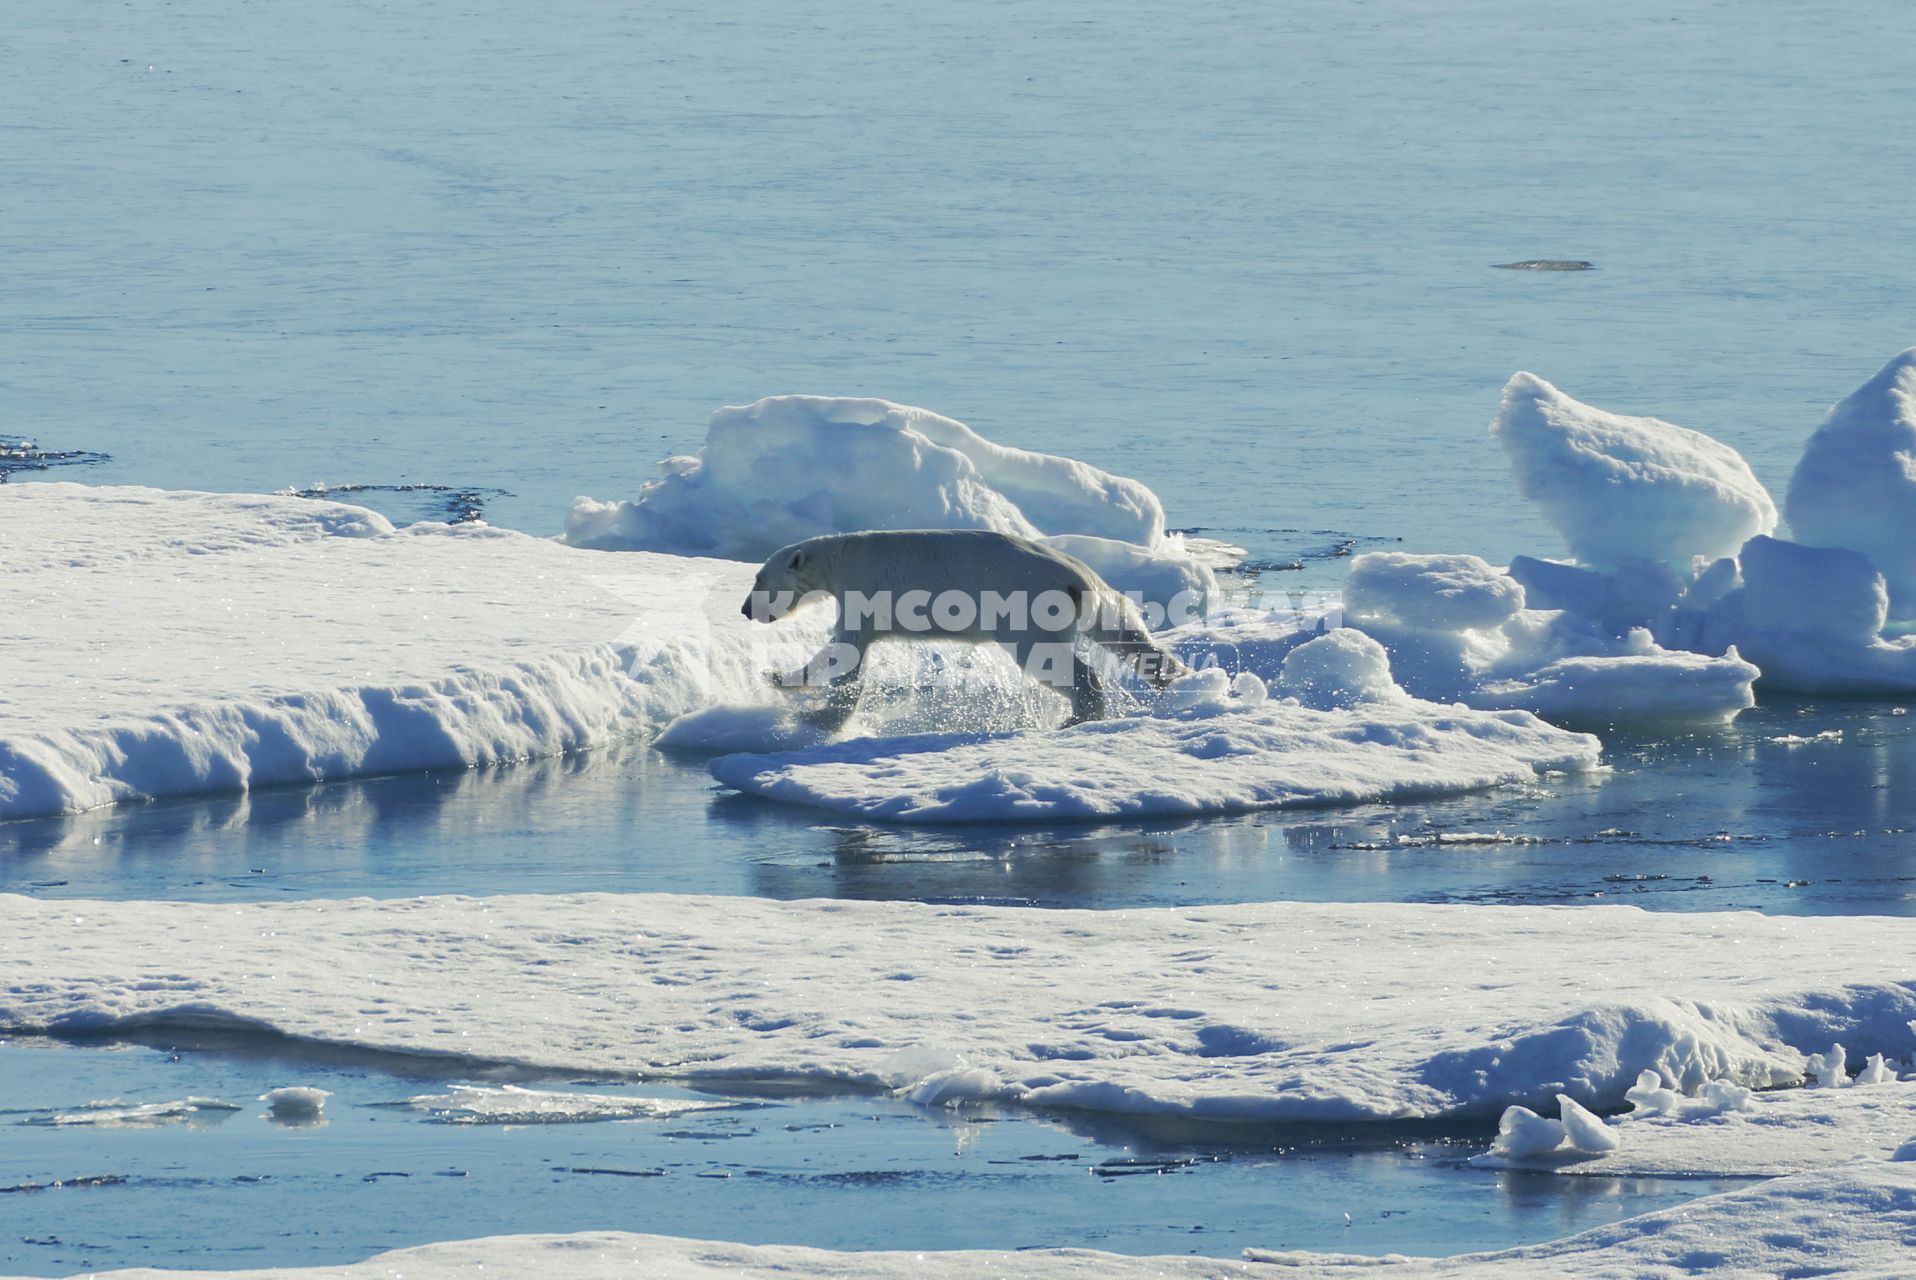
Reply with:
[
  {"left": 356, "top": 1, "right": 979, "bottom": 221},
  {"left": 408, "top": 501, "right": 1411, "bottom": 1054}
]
[
  {"left": 705, "top": 636, "right": 1600, "bottom": 823},
  {"left": 561, "top": 395, "right": 1224, "bottom": 610},
  {"left": 27, "top": 1160, "right": 1916, "bottom": 1278},
  {"left": 1786, "top": 348, "right": 1916, "bottom": 618},
  {"left": 1477, "top": 1075, "right": 1916, "bottom": 1178},
  {"left": 1490, "top": 372, "right": 1777, "bottom": 573},
  {"left": 0, "top": 483, "right": 770, "bottom": 819},
  {"left": 5, "top": 893, "right": 1915, "bottom": 1124}
]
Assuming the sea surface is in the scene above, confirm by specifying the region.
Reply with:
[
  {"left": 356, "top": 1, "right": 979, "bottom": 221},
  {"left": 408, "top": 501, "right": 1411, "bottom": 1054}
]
[{"left": 3, "top": 0, "right": 1914, "bottom": 1272}]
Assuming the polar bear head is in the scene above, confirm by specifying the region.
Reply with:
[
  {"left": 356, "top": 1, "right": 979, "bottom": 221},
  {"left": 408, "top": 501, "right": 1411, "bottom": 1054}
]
[{"left": 743, "top": 538, "right": 833, "bottom": 622}]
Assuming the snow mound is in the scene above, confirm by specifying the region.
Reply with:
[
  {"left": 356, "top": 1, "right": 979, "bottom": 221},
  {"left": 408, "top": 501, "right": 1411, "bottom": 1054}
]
[
  {"left": 1786, "top": 348, "right": 1916, "bottom": 618},
  {"left": 707, "top": 673, "right": 1596, "bottom": 823},
  {"left": 12, "top": 894, "right": 1914, "bottom": 1127},
  {"left": 1491, "top": 372, "right": 1777, "bottom": 571},
  {"left": 1275, "top": 628, "right": 1403, "bottom": 709},
  {"left": 1346, "top": 552, "right": 1525, "bottom": 632},
  {"left": 561, "top": 395, "right": 1224, "bottom": 612}
]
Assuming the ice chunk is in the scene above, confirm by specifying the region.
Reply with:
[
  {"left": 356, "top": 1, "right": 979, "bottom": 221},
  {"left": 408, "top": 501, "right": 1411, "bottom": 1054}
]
[
  {"left": 1489, "top": 1105, "right": 1566, "bottom": 1158},
  {"left": 570, "top": 397, "right": 1176, "bottom": 552},
  {"left": 1785, "top": 349, "right": 1916, "bottom": 617},
  {"left": 260, "top": 1086, "right": 330, "bottom": 1123},
  {"left": 1739, "top": 535, "right": 1887, "bottom": 645},
  {"left": 1858, "top": 1054, "right": 1893, "bottom": 1086},
  {"left": 1806, "top": 1043, "right": 1851, "bottom": 1088},
  {"left": 1345, "top": 552, "right": 1525, "bottom": 631},
  {"left": 1556, "top": 1093, "right": 1620, "bottom": 1153},
  {"left": 1491, "top": 373, "right": 1777, "bottom": 571},
  {"left": 1624, "top": 1069, "right": 1680, "bottom": 1117},
  {"left": 405, "top": 1085, "right": 729, "bottom": 1125},
  {"left": 1276, "top": 629, "right": 1403, "bottom": 709}
]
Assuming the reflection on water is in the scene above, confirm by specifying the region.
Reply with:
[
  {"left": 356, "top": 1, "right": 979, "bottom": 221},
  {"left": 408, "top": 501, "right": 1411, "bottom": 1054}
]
[{"left": 3, "top": 699, "right": 1913, "bottom": 915}]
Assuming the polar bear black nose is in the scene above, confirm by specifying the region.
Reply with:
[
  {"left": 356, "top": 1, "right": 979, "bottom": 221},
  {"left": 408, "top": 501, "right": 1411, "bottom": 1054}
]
[{"left": 741, "top": 597, "right": 755, "bottom": 620}]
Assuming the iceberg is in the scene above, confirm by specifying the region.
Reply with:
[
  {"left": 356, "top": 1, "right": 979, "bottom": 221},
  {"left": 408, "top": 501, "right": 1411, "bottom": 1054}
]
[
  {"left": 1490, "top": 372, "right": 1777, "bottom": 573},
  {"left": 1786, "top": 348, "right": 1916, "bottom": 619},
  {"left": 561, "top": 395, "right": 1223, "bottom": 614}
]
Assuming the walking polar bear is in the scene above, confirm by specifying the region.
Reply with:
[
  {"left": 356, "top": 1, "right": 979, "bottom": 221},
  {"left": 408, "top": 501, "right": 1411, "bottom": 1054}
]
[{"left": 742, "top": 530, "right": 1187, "bottom": 730}]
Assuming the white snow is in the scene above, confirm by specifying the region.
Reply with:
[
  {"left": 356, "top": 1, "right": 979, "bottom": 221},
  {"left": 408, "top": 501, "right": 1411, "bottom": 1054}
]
[
  {"left": 561, "top": 395, "right": 1225, "bottom": 611},
  {"left": 706, "top": 649, "right": 1599, "bottom": 823},
  {"left": 0, "top": 483, "right": 781, "bottom": 819},
  {"left": 1786, "top": 348, "right": 1916, "bottom": 618},
  {"left": 5, "top": 893, "right": 1916, "bottom": 1125},
  {"left": 1490, "top": 372, "right": 1778, "bottom": 572},
  {"left": 31, "top": 1161, "right": 1916, "bottom": 1278}
]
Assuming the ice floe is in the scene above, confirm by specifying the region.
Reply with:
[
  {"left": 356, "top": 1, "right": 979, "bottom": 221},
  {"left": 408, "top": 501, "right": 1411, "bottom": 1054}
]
[
  {"left": 403, "top": 1084, "right": 733, "bottom": 1126},
  {"left": 33, "top": 1160, "right": 1916, "bottom": 1278},
  {"left": 0, "top": 483, "right": 781, "bottom": 819},
  {"left": 4, "top": 893, "right": 1915, "bottom": 1125},
  {"left": 706, "top": 636, "right": 1599, "bottom": 823}
]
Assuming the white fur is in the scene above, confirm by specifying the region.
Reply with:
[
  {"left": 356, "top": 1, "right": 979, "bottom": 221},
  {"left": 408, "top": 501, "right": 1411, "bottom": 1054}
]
[{"left": 743, "top": 530, "right": 1185, "bottom": 728}]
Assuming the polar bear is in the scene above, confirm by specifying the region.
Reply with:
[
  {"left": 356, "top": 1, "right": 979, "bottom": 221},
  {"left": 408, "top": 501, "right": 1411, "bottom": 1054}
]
[{"left": 742, "top": 530, "right": 1188, "bottom": 730}]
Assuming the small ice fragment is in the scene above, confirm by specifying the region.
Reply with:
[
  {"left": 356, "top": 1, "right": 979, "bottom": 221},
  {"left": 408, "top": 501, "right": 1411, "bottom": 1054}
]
[
  {"left": 1856, "top": 1053, "right": 1893, "bottom": 1085},
  {"left": 1624, "top": 1069, "right": 1680, "bottom": 1117},
  {"left": 1893, "top": 1137, "right": 1916, "bottom": 1162},
  {"left": 1555, "top": 1094, "right": 1620, "bottom": 1153},
  {"left": 1806, "top": 1043, "right": 1851, "bottom": 1087},
  {"left": 1231, "top": 671, "right": 1269, "bottom": 707},
  {"left": 1698, "top": 1079, "right": 1754, "bottom": 1112},
  {"left": 261, "top": 1087, "right": 331, "bottom": 1121},
  {"left": 1489, "top": 1105, "right": 1566, "bottom": 1158}
]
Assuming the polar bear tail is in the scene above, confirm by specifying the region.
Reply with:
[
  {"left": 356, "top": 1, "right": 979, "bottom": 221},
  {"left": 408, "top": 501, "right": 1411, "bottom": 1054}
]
[{"left": 1077, "top": 588, "right": 1189, "bottom": 690}]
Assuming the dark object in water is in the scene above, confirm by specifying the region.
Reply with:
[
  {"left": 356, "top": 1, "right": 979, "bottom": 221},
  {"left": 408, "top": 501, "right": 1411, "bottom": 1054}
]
[
  {"left": 0, "top": 439, "right": 111, "bottom": 482},
  {"left": 1493, "top": 259, "right": 1595, "bottom": 271},
  {"left": 284, "top": 482, "right": 509, "bottom": 525}
]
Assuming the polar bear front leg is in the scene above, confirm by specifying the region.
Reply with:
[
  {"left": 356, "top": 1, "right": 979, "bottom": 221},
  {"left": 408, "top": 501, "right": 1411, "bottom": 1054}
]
[
  {"left": 1066, "top": 651, "right": 1112, "bottom": 726},
  {"left": 786, "top": 625, "right": 873, "bottom": 734}
]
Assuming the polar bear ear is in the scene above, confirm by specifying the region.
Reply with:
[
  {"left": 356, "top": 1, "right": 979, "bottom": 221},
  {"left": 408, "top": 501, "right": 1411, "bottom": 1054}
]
[{"left": 787, "top": 549, "right": 806, "bottom": 571}]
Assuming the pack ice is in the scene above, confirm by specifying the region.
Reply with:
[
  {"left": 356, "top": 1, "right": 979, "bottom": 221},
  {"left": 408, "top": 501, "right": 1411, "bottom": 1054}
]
[
  {"left": 0, "top": 483, "right": 1595, "bottom": 822},
  {"left": 1333, "top": 350, "right": 1916, "bottom": 707}
]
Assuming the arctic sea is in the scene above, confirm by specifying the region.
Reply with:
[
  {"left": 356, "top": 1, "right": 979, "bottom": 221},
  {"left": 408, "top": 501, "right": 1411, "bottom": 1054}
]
[{"left": 3, "top": 0, "right": 1914, "bottom": 1274}]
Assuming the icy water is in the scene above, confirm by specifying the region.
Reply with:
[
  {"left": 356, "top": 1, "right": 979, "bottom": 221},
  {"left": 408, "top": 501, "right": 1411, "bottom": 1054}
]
[
  {"left": 4, "top": 698, "right": 1911, "bottom": 916},
  {"left": 0, "top": 1037, "right": 1739, "bottom": 1276},
  {"left": 5, "top": 0, "right": 1915, "bottom": 1272}
]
